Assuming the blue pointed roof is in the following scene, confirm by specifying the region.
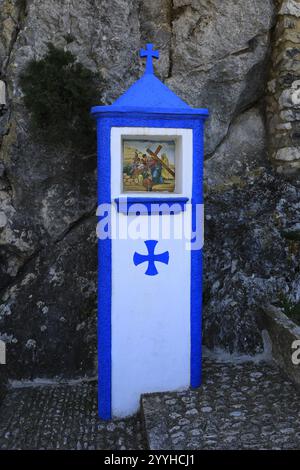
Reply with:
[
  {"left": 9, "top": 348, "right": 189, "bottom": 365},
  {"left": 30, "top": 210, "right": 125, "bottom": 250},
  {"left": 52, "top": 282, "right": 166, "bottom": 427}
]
[
  {"left": 112, "top": 73, "right": 190, "bottom": 110},
  {"left": 91, "top": 44, "right": 208, "bottom": 118}
]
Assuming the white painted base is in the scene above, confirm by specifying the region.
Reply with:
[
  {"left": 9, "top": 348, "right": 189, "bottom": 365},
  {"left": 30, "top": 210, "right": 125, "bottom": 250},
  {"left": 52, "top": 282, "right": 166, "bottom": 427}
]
[{"left": 110, "top": 127, "right": 193, "bottom": 417}]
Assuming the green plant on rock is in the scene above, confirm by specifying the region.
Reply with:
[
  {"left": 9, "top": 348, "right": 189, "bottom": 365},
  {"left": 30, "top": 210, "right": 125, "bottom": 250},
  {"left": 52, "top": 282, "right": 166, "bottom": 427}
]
[
  {"left": 20, "top": 43, "right": 99, "bottom": 154},
  {"left": 278, "top": 293, "right": 300, "bottom": 326}
]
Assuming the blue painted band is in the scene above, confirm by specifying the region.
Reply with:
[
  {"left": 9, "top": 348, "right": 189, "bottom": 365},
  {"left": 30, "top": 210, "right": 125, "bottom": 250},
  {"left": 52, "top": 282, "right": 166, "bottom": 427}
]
[
  {"left": 91, "top": 105, "right": 209, "bottom": 119},
  {"left": 97, "top": 119, "right": 112, "bottom": 420},
  {"left": 114, "top": 197, "right": 189, "bottom": 215},
  {"left": 190, "top": 121, "right": 203, "bottom": 389}
]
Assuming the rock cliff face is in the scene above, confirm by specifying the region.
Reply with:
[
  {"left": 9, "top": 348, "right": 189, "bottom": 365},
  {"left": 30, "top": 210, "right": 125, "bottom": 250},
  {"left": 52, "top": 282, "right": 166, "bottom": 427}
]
[
  {"left": 204, "top": 170, "right": 300, "bottom": 354},
  {"left": 0, "top": 0, "right": 298, "bottom": 379}
]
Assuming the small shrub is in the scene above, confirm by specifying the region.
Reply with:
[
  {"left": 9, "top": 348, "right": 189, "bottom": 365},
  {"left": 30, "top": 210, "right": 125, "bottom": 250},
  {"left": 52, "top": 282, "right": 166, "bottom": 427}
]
[
  {"left": 278, "top": 293, "right": 300, "bottom": 325},
  {"left": 20, "top": 43, "right": 99, "bottom": 154}
]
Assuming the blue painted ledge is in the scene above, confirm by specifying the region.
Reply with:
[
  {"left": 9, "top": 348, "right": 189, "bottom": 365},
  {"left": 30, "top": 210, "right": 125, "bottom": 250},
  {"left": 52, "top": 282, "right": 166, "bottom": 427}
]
[{"left": 115, "top": 197, "right": 189, "bottom": 215}]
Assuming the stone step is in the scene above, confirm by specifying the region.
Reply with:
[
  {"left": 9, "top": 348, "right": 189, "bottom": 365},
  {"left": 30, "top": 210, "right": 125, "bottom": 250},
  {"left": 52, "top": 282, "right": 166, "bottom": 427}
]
[{"left": 141, "top": 358, "right": 300, "bottom": 450}]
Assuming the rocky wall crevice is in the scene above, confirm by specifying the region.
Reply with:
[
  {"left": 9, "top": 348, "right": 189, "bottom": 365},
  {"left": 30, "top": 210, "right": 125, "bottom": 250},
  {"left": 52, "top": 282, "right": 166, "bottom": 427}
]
[{"left": 1, "top": 0, "right": 27, "bottom": 77}]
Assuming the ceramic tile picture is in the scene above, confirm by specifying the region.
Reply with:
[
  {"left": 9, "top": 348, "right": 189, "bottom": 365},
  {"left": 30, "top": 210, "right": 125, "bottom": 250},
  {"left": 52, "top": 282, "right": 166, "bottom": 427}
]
[{"left": 122, "top": 139, "right": 176, "bottom": 192}]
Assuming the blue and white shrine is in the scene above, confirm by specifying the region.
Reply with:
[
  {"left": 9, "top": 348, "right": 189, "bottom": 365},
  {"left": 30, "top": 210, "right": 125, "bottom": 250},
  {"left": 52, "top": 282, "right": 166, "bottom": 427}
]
[{"left": 91, "top": 44, "right": 209, "bottom": 419}]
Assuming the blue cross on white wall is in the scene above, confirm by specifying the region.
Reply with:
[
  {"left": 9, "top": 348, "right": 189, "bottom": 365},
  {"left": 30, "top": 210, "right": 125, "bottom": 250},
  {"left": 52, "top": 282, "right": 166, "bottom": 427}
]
[
  {"left": 133, "top": 240, "right": 169, "bottom": 276},
  {"left": 140, "top": 44, "right": 159, "bottom": 75}
]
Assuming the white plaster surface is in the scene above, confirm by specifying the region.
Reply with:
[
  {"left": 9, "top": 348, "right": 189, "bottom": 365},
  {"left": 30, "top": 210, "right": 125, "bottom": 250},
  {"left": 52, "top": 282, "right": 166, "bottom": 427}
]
[{"left": 110, "top": 127, "right": 194, "bottom": 417}]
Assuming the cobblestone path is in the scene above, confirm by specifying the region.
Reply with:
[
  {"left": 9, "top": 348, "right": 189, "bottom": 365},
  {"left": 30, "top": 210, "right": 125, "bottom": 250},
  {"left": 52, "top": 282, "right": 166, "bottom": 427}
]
[
  {"left": 1, "top": 359, "right": 300, "bottom": 450},
  {"left": 0, "top": 381, "right": 145, "bottom": 450},
  {"left": 142, "top": 359, "right": 300, "bottom": 450}
]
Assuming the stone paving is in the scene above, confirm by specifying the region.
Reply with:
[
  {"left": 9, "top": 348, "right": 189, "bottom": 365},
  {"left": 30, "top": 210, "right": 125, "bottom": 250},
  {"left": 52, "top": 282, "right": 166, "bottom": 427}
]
[
  {"left": 141, "top": 358, "right": 300, "bottom": 450},
  {"left": 1, "top": 359, "right": 300, "bottom": 450},
  {"left": 0, "top": 381, "right": 146, "bottom": 450}
]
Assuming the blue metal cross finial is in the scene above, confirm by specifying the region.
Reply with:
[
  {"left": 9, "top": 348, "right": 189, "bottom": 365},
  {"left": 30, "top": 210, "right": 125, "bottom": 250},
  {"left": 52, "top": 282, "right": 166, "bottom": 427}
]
[
  {"left": 140, "top": 44, "right": 159, "bottom": 75},
  {"left": 133, "top": 240, "right": 169, "bottom": 276}
]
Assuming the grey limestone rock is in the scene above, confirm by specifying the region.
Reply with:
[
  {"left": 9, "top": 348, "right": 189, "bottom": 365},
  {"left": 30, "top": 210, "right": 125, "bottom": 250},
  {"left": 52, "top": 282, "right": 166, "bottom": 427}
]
[{"left": 0, "top": 0, "right": 285, "bottom": 376}]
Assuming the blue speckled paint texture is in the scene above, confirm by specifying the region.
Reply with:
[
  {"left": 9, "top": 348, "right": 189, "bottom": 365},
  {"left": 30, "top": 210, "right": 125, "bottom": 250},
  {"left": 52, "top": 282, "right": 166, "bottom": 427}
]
[{"left": 114, "top": 197, "right": 189, "bottom": 215}]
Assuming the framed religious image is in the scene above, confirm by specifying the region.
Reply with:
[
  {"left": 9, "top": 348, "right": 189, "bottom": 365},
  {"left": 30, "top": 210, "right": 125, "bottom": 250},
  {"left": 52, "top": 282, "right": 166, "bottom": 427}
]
[{"left": 122, "top": 138, "right": 176, "bottom": 192}]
